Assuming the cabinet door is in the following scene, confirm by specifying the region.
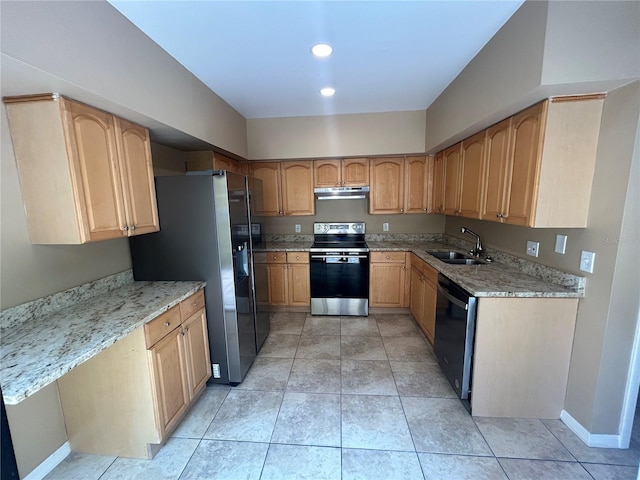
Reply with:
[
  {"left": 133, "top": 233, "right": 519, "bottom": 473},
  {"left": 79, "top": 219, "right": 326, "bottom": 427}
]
[
  {"left": 314, "top": 159, "right": 341, "bottom": 187},
  {"left": 443, "top": 143, "right": 462, "bottom": 215},
  {"left": 115, "top": 118, "right": 159, "bottom": 236},
  {"left": 215, "top": 153, "right": 241, "bottom": 174},
  {"left": 267, "top": 264, "right": 288, "bottom": 305},
  {"left": 432, "top": 152, "right": 445, "bottom": 214},
  {"left": 483, "top": 118, "right": 512, "bottom": 222},
  {"left": 149, "top": 328, "right": 189, "bottom": 437},
  {"left": 370, "top": 263, "right": 406, "bottom": 307},
  {"left": 288, "top": 264, "right": 310, "bottom": 306},
  {"left": 253, "top": 262, "right": 269, "bottom": 306},
  {"left": 505, "top": 103, "right": 544, "bottom": 226},
  {"left": 404, "top": 156, "right": 429, "bottom": 213},
  {"left": 63, "top": 99, "right": 127, "bottom": 242},
  {"left": 280, "top": 161, "right": 315, "bottom": 216},
  {"left": 249, "top": 162, "right": 282, "bottom": 216},
  {"left": 369, "top": 157, "right": 405, "bottom": 214},
  {"left": 182, "top": 310, "right": 212, "bottom": 399},
  {"left": 459, "top": 131, "right": 486, "bottom": 219},
  {"left": 342, "top": 158, "right": 369, "bottom": 186}
]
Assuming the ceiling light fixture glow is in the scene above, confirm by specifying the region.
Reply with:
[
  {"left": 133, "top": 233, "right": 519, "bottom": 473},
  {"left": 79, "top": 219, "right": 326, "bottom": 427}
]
[
  {"left": 320, "top": 87, "right": 336, "bottom": 97},
  {"left": 311, "top": 43, "right": 333, "bottom": 57}
]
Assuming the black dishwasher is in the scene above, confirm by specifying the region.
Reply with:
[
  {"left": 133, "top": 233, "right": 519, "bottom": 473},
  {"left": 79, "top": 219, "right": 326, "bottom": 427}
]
[{"left": 433, "top": 274, "right": 477, "bottom": 413}]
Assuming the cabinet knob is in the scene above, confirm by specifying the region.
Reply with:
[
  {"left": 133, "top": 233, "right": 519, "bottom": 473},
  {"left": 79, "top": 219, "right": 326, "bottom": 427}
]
[
  {"left": 400, "top": 208, "right": 404, "bottom": 213},
  {"left": 123, "top": 225, "right": 129, "bottom": 231},
  {"left": 192, "top": 301, "right": 198, "bottom": 307},
  {"left": 130, "top": 225, "right": 136, "bottom": 231},
  {"left": 165, "top": 321, "right": 171, "bottom": 327},
  {"left": 273, "top": 255, "right": 277, "bottom": 260},
  {"left": 385, "top": 255, "right": 390, "bottom": 259}
]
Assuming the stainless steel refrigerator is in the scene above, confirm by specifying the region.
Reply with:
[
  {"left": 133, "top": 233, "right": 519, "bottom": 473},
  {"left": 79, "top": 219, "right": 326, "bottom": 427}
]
[{"left": 129, "top": 171, "right": 268, "bottom": 385}]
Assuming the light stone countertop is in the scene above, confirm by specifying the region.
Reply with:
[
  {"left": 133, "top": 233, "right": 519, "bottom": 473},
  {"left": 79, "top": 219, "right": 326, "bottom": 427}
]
[
  {"left": 0, "top": 280, "right": 204, "bottom": 405},
  {"left": 257, "top": 239, "right": 583, "bottom": 298}
]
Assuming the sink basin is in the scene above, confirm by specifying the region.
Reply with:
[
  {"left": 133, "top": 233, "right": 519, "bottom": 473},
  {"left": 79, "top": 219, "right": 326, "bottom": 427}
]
[
  {"left": 440, "top": 258, "right": 485, "bottom": 265},
  {"left": 426, "top": 250, "right": 486, "bottom": 265},
  {"left": 426, "top": 250, "right": 468, "bottom": 260}
]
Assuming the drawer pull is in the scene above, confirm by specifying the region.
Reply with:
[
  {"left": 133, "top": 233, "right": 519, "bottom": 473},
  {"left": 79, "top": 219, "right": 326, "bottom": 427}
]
[
  {"left": 192, "top": 301, "right": 198, "bottom": 307},
  {"left": 164, "top": 321, "right": 171, "bottom": 327}
]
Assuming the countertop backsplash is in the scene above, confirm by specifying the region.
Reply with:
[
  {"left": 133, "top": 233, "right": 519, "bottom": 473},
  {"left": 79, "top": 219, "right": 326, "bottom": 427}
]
[{"left": 0, "top": 270, "right": 134, "bottom": 331}]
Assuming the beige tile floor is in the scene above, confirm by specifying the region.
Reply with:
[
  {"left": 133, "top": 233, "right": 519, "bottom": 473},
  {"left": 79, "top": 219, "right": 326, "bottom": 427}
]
[{"left": 45, "top": 312, "right": 640, "bottom": 479}]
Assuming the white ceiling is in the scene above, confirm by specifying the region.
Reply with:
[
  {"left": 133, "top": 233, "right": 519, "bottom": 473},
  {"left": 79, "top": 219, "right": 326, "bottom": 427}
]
[{"left": 109, "top": 1, "right": 524, "bottom": 120}]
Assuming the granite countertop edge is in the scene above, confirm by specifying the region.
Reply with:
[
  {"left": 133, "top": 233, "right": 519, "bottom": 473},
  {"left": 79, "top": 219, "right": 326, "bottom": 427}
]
[{"left": 1, "top": 280, "right": 205, "bottom": 405}]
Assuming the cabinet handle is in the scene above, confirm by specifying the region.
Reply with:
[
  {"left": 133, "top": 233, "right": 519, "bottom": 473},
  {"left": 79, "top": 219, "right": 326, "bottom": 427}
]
[
  {"left": 165, "top": 321, "right": 171, "bottom": 327},
  {"left": 400, "top": 208, "right": 404, "bottom": 213},
  {"left": 123, "top": 225, "right": 129, "bottom": 231},
  {"left": 192, "top": 301, "right": 198, "bottom": 307},
  {"left": 130, "top": 225, "right": 136, "bottom": 231},
  {"left": 385, "top": 255, "right": 390, "bottom": 259},
  {"left": 273, "top": 255, "right": 277, "bottom": 260}
]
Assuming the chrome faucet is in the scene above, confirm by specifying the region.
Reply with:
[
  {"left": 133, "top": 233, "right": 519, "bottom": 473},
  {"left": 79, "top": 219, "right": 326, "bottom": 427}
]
[{"left": 460, "top": 227, "right": 484, "bottom": 257}]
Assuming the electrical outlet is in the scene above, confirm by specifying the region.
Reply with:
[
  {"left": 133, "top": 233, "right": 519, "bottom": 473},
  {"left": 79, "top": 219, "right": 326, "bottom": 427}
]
[
  {"left": 526, "top": 240, "right": 539, "bottom": 257},
  {"left": 295, "top": 224, "right": 301, "bottom": 233},
  {"left": 212, "top": 364, "right": 221, "bottom": 379},
  {"left": 383, "top": 222, "right": 389, "bottom": 232},
  {"left": 580, "top": 250, "right": 596, "bottom": 273},
  {"left": 555, "top": 234, "right": 567, "bottom": 254}
]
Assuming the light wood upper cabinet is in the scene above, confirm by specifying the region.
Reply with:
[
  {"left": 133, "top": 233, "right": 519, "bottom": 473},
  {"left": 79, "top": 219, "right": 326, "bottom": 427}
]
[
  {"left": 432, "top": 151, "right": 445, "bottom": 214},
  {"left": 443, "top": 143, "right": 462, "bottom": 215},
  {"left": 459, "top": 131, "right": 486, "bottom": 219},
  {"left": 482, "top": 118, "right": 512, "bottom": 221},
  {"left": 404, "top": 155, "right": 433, "bottom": 214},
  {"left": 249, "top": 161, "right": 314, "bottom": 216},
  {"left": 313, "top": 158, "right": 369, "bottom": 187},
  {"left": 280, "top": 161, "right": 315, "bottom": 216},
  {"left": 4, "top": 94, "right": 159, "bottom": 244},
  {"left": 115, "top": 118, "right": 159, "bottom": 235},
  {"left": 369, "top": 157, "right": 405, "bottom": 214},
  {"left": 481, "top": 96, "right": 604, "bottom": 227},
  {"left": 185, "top": 151, "right": 243, "bottom": 174}
]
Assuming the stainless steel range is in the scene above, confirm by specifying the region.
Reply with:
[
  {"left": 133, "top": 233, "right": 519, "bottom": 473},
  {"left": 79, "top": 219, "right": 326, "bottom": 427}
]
[{"left": 310, "top": 222, "right": 370, "bottom": 316}]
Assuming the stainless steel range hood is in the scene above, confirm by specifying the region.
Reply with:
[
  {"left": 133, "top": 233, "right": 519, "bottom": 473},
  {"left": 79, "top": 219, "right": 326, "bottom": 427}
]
[{"left": 314, "top": 186, "right": 370, "bottom": 200}]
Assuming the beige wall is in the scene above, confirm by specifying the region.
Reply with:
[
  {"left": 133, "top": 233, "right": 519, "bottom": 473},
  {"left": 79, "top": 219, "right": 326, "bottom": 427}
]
[
  {"left": 247, "top": 110, "right": 426, "bottom": 160},
  {"left": 5, "top": 384, "right": 67, "bottom": 479},
  {"left": 151, "top": 143, "right": 187, "bottom": 177},
  {"left": 263, "top": 199, "right": 445, "bottom": 235},
  {"left": 445, "top": 81, "right": 640, "bottom": 433}
]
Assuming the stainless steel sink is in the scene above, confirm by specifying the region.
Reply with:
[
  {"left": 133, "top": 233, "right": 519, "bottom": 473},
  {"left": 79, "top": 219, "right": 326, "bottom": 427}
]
[
  {"left": 426, "top": 251, "right": 468, "bottom": 260},
  {"left": 426, "top": 250, "right": 486, "bottom": 265}
]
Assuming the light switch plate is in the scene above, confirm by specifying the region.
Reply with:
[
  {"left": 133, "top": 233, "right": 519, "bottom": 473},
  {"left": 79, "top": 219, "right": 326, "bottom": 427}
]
[
  {"left": 383, "top": 223, "right": 389, "bottom": 232},
  {"left": 555, "top": 235, "right": 567, "bottom": 254},
  {"left": 580, "top": 250, "right": 596, "bottom": 273},
  {"left": 295, "top": 224, "right": 301, "bottom": 233},
  {"left": 526, "top": 240, "right": 539, "bottom": 257}
]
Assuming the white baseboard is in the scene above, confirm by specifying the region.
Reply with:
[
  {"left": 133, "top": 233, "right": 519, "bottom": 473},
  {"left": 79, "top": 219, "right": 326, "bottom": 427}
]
[
  {"left": 23, "top": 441, "right": 71, "bottom": 480},
  {"left": 561, "top": 410, "right": 623, "bottom": 449}
]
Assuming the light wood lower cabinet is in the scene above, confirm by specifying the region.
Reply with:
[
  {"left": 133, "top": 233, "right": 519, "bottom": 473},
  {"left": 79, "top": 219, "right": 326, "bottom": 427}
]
[
  {"left": 57, "top": 290, "right": 211, "bottom": 459},
  {"left": 256, "top": 251, "right": 310, "bottom": 306},
  {"left": 369, "top": 252, "right": 410, "bottom": 308},
  {"left": 409, "top": 254, "right": 438, "bottom": 343}
]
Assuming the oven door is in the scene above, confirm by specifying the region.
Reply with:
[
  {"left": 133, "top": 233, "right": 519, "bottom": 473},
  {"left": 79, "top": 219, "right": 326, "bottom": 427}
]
[{"left": 310, "top": 252, "right": 369, "bottom": 316}]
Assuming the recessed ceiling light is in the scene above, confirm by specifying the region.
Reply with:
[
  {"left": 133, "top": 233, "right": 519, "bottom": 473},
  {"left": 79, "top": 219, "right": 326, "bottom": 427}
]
[
  {"left": 320, "top": 87, "right": 335, "bottom": 97},
  {"left": 311, "top": 43, "right": 333, "bottom": 57}
]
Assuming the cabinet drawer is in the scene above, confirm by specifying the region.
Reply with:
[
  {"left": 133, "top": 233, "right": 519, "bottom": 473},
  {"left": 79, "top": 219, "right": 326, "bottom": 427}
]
[
  {"left": 371, "top": 251, "right": 406, "bottom": 263},
  {"left": 180, "top": 289, "right": 205, "bottom": 320},
  {"left": 287, "top": 252, "right": 308, "bottom": 264},
  {"left": 253, "top": 252, "right": 267, "bottom": 263},
  {"left": 266, "top": 252, "right": 287, "bottom": 263},
  {"left": 145, "top": 305, "right": 181, "bottom": 348}
]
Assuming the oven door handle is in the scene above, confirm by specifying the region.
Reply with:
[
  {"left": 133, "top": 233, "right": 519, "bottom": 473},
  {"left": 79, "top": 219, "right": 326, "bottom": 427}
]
[
  {"left": 310, "top": 254, "right": 369, "bottom": 259},
  {"left": 437, "top": 284, "right": 469, "bottom": 311}
]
